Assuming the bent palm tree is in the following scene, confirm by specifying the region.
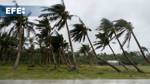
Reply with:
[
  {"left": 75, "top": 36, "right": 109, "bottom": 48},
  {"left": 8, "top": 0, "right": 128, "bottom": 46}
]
[
  {"left": 95, "top": 32, "right": 129, "bottom": 70},
  {"left": 114, "top": 19, "right": 150, "bottom": 64},
  {"left": 40, "top": 0, "right": 77, "bottom": 69},
  {"left": 70, "top": 18, "right": 121, "bottom": 72},
  {"left": 98, "top": 18, "right": 143, "bottom": 72},
  {"left": 36, "top": 16, "right": 56, "bottom": 66}
]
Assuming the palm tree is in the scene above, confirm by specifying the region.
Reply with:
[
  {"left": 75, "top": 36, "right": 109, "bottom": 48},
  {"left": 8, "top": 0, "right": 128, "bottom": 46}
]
[
  {"left": 98, "top": 18, "right": 143, "bottom": 72},
  {"left": 28, "top": 37, "right": 36, "bottom": 67},
  {"left": 70, "top": 18, "right": 97, "bottom": 63},
  {"left": 40, "top": 0, "right": 77, "bottom": 69},
  {"left": 36, "top": 16, "right": 56, "bottom": 66},
  {"left": 62, "top": 40, "right": 72, "bottom": 66},
  {"left": 114, "top": 19, "right": 150, "bottom": 64},
  {"left": 95, "top": 32, "right": 129, "bottom": 70},
  {"left": 79, "top": 44, "right": 93, "bottom": 64},
  {"left": 60, "top": 36, "right": 72, "bottom": 66},
  {"left": 51, "top": 31, "right": 68, "bottom": 66},
  {"left": 0, "top": 2, "right": 34, "bottom": 70},
  {"left": 70, "top": 18, "right": 121, "bottom": 72},
  {"left": 79, "top": 44, "right": 90, "bottom": 56},
  {"left": 0, "top": 16, "right": 33, "bottom": 70}
]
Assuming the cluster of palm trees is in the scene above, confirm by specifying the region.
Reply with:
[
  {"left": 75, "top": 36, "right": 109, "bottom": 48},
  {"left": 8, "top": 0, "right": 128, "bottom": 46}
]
[{"left": 0, "top": 0, "right": 149, "bottom": 73}]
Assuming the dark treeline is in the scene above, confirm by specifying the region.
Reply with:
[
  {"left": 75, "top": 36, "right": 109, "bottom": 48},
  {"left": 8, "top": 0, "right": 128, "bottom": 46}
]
[
  {"left": 0, "top": 47, "right": 149, "bottom": 65},
  {"left": 0, "top": 0, "right": 150, "bottom": 73}
]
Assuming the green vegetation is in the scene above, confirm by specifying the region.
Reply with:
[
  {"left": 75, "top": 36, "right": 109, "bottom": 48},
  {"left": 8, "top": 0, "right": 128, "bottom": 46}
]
[{"left": 1, "top": 65, "right": 150, "bottom": 79}]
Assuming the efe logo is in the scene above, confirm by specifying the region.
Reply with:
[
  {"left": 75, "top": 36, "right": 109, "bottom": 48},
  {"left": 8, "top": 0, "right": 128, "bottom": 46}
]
[{"left": 6, "top": 7, "right": 25, "bottom": 15}]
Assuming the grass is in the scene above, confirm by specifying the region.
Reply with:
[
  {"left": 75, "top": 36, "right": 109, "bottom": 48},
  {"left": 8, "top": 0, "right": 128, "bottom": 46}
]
[{"left": 0, "top": 65, "right": 150, "bottom": 79}]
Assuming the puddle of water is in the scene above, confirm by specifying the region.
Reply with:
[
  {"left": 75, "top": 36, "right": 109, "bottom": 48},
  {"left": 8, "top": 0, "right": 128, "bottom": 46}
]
[{"left": 0, "top": 80, "right": 150, "bottom": 84}]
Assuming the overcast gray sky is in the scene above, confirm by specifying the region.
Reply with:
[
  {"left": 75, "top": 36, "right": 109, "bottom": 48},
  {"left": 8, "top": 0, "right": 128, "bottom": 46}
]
[{"left": 1, "top": 0, "right": 150, "bottom": 54}]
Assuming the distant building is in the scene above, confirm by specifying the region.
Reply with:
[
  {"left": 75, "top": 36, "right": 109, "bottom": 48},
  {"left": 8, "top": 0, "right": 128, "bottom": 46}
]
[{"left": 107, "top": 60, "right": 120, "bottom": 66}]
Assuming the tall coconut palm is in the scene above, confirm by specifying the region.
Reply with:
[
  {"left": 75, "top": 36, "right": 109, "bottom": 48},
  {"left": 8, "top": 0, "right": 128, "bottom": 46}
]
[
  {"left": 59, "top": 37, "right": 71, "bottom": 66},
  {"left": 51, "top": 31, "right": 66, "bottom": 65},
  {"left": 0, "top": 16, "right": 34, "bottom": 70},
  {"left": 70, "top": 18, "right": 121, "bottom": 72},
  {"left": 98, "top": 18, "right": 143, "bottom": 72},
  {"left": 62, "top": 40, "right": 72, "bottom": 65},
  {"left": 114, "top": 19, "right": 150, "bottom": 64},
  {"left": 0, "top": 2, "right": 34, "bottom": 70},
  {"left": 40, "top": 0, "right": 77, "bottom": 69},
  {"left": 95, "top": 32, "right": 129, "bottom": 70},
  {"left": 36, "top": 16, "right": 56, "bottom": 66},
  {"left": 70, "top": 18, "right": 96, "bottom": 63}
]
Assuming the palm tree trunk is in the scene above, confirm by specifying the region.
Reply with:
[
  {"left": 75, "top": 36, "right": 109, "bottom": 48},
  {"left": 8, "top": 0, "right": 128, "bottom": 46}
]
[
  {"left": 114, "top": 30, "right": 143, "bottom": 73},
  {"left": 86, "top": 33, "right": 97, "bottom": 64},
  {"left": 131, "top": 30, "right": 150, "bottom": 63},
  {"left": 48, "top": 25, "right": 57, "bottom": 68},
  {"left": 59, "top": 48, "right": 64, "bottom": 64},
  {"left": 45, "top": 48, "right": 49, "bottom": 65},
  {"left": 49, "top": 38, "right": 57, "bottom": 68},
  {"left": 66, "top": 21, "right": 77, "bottom": 69},
  {"left": 0, "top": 48, "right": 3, "bottom": 62},
  {"left": 52, "top": 50, "right": 57, "bottom": 68},
  {"left": 61, "top": 46, "right": 70, "bottom": 66},
  {"left": 13, "top": 28, "right": 23, "bottom": 70},
  {"left": 86, "top": 33, "right": 121, "bottom": 72},
  {"left": 30, "top": 48, "right": 34, "bottom": 66},
  {"left": 1, "top": 48, "right": 5, "bottom": 64},
  {"left": 85, "top": 52, "right": 92, "bottom": 65},
  {"left": 108, "top": 44, "right": 129, "bottom": 71}
]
